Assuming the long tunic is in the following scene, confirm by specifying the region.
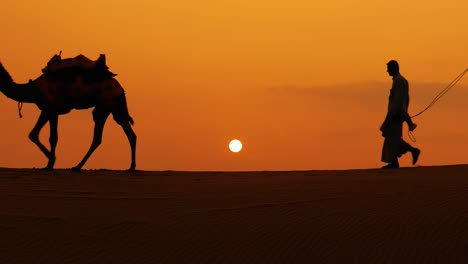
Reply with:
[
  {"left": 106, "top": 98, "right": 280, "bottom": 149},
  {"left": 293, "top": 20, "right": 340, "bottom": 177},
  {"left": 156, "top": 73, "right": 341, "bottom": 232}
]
[{"left": 381, "top": 73, "right": 411, "bottom": 163}]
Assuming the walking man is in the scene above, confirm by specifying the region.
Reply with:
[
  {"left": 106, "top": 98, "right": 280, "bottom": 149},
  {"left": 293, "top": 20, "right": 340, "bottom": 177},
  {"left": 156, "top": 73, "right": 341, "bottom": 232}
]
[{"left": 380, "top": 60, "right": 421, "bottom": 169}]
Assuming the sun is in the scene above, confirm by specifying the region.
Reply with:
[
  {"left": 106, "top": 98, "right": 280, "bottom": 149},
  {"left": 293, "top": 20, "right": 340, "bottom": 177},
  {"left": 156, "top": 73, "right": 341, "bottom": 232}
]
[{"left": 229, "top": 139, "right": 243, "bottom": 153}]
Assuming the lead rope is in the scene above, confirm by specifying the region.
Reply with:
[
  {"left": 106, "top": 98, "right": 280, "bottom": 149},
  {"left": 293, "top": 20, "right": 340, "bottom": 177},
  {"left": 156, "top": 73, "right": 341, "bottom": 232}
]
[
  {"left": 408, "top": 130, "right": 416, "bottom": 142},
  {"left": 18, "top": 102, "right": 23, "bottom": 118},
  {"left": 408, "top": 68, "right": 468, "bottom": 142},
  {"left": 18, "top": 79, "right": 35, "bottom": 119}
]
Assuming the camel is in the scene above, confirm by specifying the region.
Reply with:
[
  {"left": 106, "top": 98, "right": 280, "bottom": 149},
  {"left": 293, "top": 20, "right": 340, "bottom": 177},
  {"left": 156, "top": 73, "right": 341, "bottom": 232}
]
[{"left": 0, "top": 55, "right": 136, "bottom": 171}]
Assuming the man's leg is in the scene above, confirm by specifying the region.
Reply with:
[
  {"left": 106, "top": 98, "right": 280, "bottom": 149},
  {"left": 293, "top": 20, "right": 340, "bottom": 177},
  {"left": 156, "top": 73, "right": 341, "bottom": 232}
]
[
  {"left": 399, "top": 139, "right": 421, "bottom": 165},
  {"left": 382, "top": 138, "right": 400, "bottom": 169}
]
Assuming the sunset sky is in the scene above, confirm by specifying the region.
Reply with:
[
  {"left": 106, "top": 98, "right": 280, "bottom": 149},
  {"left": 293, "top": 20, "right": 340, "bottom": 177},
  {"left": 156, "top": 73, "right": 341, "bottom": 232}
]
[{"left": 0, "top": 0, "right": 467, "bottom": 170}]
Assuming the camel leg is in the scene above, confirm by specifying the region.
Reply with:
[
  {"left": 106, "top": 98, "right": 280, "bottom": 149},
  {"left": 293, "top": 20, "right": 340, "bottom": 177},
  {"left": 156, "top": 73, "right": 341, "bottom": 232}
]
[
  {"left": 72, "top": 109, "right": 109, "bottom": 171},
  {"left": 46, "top": 114, "right": 59, "bottom": 170},
  {"left": 118, "top": 122, "right": 137, "bottom": 171},
  {"left": 29, "top": 111, "right": 51, "bottom": 165}
]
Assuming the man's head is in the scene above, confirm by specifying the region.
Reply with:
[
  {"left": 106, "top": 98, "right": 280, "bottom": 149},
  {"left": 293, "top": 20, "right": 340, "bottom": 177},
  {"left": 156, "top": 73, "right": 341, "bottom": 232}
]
[{"left": 386, "top": 60, "right": 399, "bottom": 77}]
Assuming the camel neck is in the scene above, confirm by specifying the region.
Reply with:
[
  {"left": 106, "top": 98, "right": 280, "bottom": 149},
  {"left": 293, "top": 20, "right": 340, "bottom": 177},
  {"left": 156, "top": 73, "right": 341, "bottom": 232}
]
[
  {"left": 0, "top": 63, "right": 37, "bottom": 103},
  {"left": 4, "top": 82, "right": 37, "bottom": 103}
]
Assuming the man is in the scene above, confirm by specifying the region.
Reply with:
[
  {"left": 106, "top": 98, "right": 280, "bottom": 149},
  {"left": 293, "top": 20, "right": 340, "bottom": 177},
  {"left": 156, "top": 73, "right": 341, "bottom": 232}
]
[{"left": 380, "top": 60, "right": 421, "bottom": 169}]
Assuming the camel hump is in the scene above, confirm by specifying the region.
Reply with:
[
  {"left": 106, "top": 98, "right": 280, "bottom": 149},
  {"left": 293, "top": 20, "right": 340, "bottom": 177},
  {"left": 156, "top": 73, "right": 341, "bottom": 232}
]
[{"left": 42, "top": 53, "right": 117, "bottom": 79}]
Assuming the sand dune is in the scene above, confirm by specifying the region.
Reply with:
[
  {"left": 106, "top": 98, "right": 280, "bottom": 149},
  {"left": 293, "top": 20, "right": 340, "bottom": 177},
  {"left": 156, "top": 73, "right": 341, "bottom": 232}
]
[{"left": 1, "top": 166, "right": 468, "bottom": 263}]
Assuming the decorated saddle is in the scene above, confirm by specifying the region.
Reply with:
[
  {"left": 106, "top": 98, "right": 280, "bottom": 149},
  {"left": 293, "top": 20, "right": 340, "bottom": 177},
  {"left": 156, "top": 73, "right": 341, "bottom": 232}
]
[{"left": 42, "top": 52, "right": 117, "bottom": 81}]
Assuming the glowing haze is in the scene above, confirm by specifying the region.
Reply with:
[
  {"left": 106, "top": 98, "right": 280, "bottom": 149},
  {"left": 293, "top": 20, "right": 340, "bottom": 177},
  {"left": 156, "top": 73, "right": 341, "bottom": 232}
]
[{"left": 0, "top": 0, "right": 467, "bottom": 170}]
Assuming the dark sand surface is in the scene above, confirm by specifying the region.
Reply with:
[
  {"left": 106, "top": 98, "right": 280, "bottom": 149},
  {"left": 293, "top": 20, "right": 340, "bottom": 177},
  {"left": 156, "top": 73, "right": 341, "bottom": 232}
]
[{"left": 1, "top": 166, "right": 468, "bottom": 263}]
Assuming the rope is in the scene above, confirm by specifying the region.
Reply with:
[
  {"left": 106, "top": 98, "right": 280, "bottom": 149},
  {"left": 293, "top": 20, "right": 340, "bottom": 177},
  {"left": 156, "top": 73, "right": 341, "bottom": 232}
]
[
  {"left": 407, "top": 68, "right": 468, "bottom": 142},
  {"left": 18, "top": 102, "right": 23, "bottom": 118},
  {"left": 408, "top": 130, "right": 416, "bottom": 142},
  {"left": 411, "top": 68, "right": 468, "bottom": 118}
]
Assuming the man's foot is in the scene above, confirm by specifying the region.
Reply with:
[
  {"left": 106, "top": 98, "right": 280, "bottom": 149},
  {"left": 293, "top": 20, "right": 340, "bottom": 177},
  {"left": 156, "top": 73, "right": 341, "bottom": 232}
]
[
  {"left": 409, "top": 123, "right": 417, "bottom": 131},
  {"left": 382, "top": 162, "right": 399, "bottom": 169},
  {"left": 411, "top": 148, "right": 421, "bottom": 165}
]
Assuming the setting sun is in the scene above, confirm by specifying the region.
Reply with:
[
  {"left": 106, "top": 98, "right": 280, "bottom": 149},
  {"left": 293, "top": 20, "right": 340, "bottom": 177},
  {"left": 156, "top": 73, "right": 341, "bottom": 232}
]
[{"left": 229, "top": 139, "right": 243, "bottom": 153}]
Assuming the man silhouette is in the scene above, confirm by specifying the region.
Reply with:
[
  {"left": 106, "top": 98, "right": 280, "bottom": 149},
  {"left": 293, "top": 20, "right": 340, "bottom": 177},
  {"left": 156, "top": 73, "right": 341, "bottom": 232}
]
[{"left": 380, "top": 60, "right": 421, "bottom": 169}]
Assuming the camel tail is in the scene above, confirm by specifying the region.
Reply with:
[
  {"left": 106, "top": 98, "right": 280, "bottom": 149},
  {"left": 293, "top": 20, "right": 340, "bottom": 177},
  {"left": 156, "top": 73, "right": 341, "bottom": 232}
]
[
  {"left": 121, "top": 91, "right": 134, "bottom": 126},
  {"left": 111, "top": 78, "right": 134, "bottom": 126}
]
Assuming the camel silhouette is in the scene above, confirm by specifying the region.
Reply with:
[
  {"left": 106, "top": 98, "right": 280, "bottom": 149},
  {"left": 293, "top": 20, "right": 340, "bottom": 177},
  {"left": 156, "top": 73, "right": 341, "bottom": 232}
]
[{"left": 0, "top": 55, "right": 136, "bottom": 171}]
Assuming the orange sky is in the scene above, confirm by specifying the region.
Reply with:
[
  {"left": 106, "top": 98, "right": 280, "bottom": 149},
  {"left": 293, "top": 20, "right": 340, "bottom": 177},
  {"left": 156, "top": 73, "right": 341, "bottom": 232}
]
[{"left": 0, "top": 0, "right": 467, "bottom": 170}]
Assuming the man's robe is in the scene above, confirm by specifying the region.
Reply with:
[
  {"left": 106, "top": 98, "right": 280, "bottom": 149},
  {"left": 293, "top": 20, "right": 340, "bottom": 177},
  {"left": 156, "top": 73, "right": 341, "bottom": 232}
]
[{"left": 380, "top": 73, "right": 411, "bottom": 163}]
